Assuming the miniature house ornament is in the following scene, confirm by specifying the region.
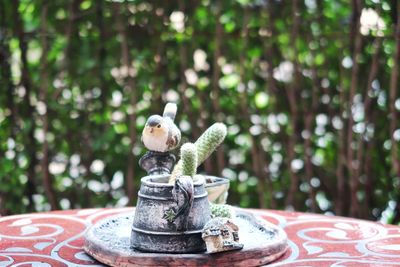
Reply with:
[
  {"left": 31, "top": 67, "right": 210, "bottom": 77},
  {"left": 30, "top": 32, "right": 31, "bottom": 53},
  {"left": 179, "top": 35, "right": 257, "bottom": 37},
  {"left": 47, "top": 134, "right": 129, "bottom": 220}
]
[
  {"left": 139, "top": 103, "right": 181, "bottom": 175},
  {"left": 202, "top": 217, "right": 244, "bottom": 253}
]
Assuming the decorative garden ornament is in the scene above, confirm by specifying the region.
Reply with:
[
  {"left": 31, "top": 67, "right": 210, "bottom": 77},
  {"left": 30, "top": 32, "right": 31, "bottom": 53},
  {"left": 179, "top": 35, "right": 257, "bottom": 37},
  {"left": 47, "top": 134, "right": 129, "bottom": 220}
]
[
  {"left": 85, "top": 103, "right": 289, "bottom": 265},
  {"left": 202, "top": 217, "right": 244, "bottom": 253},
  {"left": 131, "top": 174, "right": 211, "bottom": 253},
  {"left": 139, "top": 103, "right": 181, "bottom": 175},
  {"left": 141, "top": 102, "right": 181, "bottom": 153}
]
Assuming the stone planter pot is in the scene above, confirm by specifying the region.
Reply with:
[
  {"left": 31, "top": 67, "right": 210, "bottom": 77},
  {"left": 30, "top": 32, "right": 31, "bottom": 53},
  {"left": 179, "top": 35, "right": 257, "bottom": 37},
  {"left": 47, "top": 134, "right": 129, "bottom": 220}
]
[
  {"left": 131, "top": 175, "right": 211, "bottom": 253},
  {"left": 204, "top": 176, "right": 230, "bottom": 204}
]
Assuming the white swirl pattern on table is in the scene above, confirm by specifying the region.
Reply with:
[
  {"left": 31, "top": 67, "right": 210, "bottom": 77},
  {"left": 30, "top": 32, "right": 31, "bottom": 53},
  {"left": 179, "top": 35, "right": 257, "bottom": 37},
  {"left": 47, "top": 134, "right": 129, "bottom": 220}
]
[
  {"left": 263, "top": 211, "right": 400, "bottom": 266},
  {"left": 0, "top": 208, "right": 400, "bottom": 266},
  {"left": 0, "top": 208, "right": 129, "bottom": 266}
]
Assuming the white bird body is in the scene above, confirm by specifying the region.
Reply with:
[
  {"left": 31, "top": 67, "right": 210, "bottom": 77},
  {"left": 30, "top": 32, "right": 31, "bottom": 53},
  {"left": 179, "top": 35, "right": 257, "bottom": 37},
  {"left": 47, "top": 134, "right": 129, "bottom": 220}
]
[
  {"left": 141, "top": 103, "right": 181, "bottom": 152},
  {"left": 142, "top": 127, "right": 169, "bottom": 152}
]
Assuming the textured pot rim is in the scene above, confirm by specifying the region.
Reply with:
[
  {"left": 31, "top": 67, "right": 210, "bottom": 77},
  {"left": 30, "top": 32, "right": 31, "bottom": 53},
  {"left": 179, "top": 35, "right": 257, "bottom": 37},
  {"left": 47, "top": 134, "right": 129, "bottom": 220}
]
[
  {"left": 204, "top": 175, "right": 230, "bottom": 188},
  {"left": 141, "top": 175, "right": 229, "bottom": 188},
  {"left": 141, "top": 174, "right": 204, "bottom": 187}
]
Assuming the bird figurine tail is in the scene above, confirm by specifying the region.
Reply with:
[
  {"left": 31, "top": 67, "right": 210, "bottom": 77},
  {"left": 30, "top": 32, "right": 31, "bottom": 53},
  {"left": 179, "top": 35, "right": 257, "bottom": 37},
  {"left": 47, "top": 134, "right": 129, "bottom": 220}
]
[{"left": 163, "top": 103, "right": 177, "bottom": 121}]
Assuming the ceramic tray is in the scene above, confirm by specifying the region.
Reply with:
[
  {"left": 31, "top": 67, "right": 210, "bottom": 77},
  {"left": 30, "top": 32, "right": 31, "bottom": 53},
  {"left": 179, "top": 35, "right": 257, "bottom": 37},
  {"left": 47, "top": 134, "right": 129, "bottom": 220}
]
[{"left": 84, "top": 209, "right": 288, "bottom": 267}]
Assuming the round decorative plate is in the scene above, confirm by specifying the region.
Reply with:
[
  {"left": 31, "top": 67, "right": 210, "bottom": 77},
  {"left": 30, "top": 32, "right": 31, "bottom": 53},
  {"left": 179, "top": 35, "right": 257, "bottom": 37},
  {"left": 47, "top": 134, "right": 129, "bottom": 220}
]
[{"left": 84, "top": 209, "right": 288, "bottom": 267}]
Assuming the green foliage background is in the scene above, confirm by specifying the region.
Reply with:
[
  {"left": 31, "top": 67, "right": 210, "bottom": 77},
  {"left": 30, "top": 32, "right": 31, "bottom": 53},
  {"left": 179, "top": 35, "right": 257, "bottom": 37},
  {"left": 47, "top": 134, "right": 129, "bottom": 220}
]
[{"left": 0, "top": 0, "right": 399, "bottom": 223}]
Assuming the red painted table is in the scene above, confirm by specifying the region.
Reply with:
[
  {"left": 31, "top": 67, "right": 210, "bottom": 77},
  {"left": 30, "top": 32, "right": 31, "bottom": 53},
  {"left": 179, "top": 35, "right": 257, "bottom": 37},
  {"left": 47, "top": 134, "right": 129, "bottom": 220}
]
[{"left": 0, "top": 208, "right": 400, "bottom": 266}]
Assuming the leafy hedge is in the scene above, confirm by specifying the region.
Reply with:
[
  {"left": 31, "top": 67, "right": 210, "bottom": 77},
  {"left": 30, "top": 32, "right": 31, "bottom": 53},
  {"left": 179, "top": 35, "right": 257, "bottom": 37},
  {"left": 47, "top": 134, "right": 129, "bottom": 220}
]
[{"left": 0, "top": 0, "right": 399, "bottom": 223}]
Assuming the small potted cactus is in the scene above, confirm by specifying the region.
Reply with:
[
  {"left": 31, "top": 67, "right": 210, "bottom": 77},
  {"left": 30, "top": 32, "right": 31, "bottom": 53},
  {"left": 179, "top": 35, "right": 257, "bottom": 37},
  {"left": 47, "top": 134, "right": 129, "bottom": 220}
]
[
  {"left": 83, "top": 102, "right": 287, "bottom": 264},
  {"left": 131, "top": 142, "right": 211, "bottom": 253},
  {"left": 131, "top": 103, "right": 231, "bottom": 253}
]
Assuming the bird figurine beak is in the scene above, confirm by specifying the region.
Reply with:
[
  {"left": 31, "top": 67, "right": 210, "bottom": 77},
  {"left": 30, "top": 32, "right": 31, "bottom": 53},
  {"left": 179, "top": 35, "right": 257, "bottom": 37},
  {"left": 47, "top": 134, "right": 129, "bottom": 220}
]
[{"left": 150, "top": 127, "right": 154, "bottom": 133}]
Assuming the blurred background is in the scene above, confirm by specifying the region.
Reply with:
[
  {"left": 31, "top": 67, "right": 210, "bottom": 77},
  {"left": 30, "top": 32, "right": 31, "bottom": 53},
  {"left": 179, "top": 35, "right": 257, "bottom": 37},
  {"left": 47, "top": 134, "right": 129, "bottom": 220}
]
[{"left": 0, "top": 0, "right": 399, "bottom": 224}]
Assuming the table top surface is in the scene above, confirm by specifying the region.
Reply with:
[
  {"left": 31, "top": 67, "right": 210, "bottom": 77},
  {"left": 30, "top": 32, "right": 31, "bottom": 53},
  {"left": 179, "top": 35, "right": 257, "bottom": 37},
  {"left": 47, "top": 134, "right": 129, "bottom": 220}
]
[{"left": 0, "top": 207, "right": 399, "bottom": 267}]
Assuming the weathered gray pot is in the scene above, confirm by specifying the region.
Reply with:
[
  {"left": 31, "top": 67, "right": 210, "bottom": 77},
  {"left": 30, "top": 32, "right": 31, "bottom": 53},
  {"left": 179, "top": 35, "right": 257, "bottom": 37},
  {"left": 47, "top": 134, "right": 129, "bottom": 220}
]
[
  {"left": 131, "top": 175, "right": 211, "bottom": 253},
  {"left": 204, "top": 176, "right": 230, "bottom": 204}
]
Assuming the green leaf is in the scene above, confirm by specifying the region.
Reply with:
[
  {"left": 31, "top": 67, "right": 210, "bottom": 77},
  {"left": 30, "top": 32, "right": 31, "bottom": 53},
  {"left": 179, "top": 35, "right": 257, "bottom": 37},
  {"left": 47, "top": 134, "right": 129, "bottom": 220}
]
[
  {"left": 219, "top": 74, "right": 240, "bottom": 89},
  {"left": 315, "top": 54, "right": 325, "bottom": 66},
  {"left": 113, "top": 123, "right": 127, "bottom": 134},
  {"left": 255, "top": 92, "right": 269, "bottom": 109}
]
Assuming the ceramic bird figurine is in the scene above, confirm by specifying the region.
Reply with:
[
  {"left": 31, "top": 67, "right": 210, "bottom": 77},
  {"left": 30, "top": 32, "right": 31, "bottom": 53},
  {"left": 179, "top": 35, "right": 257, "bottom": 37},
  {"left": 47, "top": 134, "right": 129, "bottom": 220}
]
[{"left": 142, "top": 103, "right": 181, "bottom": 153}]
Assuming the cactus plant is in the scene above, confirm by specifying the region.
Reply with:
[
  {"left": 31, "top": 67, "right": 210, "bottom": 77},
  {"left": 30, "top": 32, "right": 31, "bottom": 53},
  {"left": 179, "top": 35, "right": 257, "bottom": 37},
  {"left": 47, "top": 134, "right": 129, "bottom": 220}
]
[
  {"left": 193, "top": 122, "right": 227, "bottom": 167},
  {"left": 181, "top": 143, "right": 197, "bottom": 178},
  {"left": 210, "top": 204, "right": 235, "bottom": 219},
  {"left": 169, "top": 122, "right": 227, "bottom": 184}
]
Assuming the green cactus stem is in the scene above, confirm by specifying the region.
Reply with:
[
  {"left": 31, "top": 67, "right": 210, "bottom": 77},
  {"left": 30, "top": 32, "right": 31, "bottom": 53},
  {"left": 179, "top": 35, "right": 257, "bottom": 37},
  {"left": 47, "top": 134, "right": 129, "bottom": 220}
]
[
  {"left": 210, "top": 204, "right": 235, "bottom": 219},
  {"left": 195, "top": 122, "right": 227, "bottom": 166},
  {"left": 169, "top": 123, "right": 227, "bottom": 184},
  {"left": 181, "top": 143, "right": 197, "bottom": 178}
]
